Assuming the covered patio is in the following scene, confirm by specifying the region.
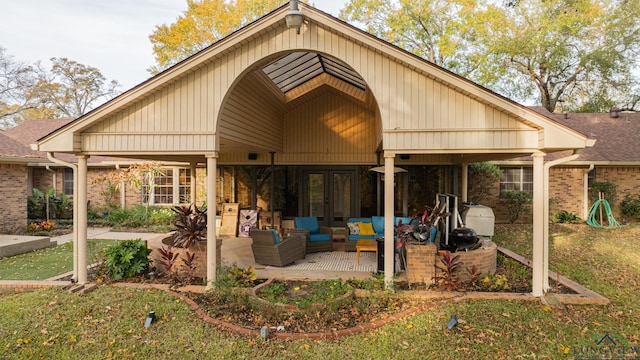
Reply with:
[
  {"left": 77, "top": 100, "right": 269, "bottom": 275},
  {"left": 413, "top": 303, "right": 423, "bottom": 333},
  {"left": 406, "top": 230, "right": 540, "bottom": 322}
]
[{"left": 35, "top": 2, "right": 593, "bottom": 295}]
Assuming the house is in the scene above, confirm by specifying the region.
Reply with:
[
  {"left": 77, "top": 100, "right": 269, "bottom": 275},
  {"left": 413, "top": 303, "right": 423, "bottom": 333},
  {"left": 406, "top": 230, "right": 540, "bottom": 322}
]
[
  {"left": 0, "top": 132, "right": 41, "bottom": 233},
  {"left": 33, "top": 2, "right": 593, "bottom": 295},
  {"left": 485, "top": 107, "right": 640, "bottom": 223}
]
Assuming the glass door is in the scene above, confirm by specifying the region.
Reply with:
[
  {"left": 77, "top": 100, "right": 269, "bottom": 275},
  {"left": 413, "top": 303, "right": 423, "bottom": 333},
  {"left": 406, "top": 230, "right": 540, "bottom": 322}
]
[{"left": 302, "top": 168, "right": 356, "bottom": 227}]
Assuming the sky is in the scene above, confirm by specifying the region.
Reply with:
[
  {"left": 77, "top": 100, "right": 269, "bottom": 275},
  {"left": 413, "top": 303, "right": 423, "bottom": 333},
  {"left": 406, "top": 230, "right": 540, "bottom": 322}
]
[{"left": 0, "top": 0, "right": 348, "bottom": 91}]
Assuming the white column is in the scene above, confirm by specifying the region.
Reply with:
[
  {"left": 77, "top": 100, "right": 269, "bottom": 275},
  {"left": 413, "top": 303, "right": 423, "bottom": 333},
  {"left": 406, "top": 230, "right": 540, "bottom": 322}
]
[
  {"left": 76, "top": 155, "right": 89, "bottom": 284},
  {"left": 461, "top": 163, "right": 469, "bottom": 203},
  {"left": 531, "top": 151, "right": 546, "bottom": 297},
  {"left": 206, "top": 153, "right": 218, "bottom": 289},
  {"left": 383, "top": 153, "right": 395, "bottom": 289},
  {"left": 190, "top": 162, "right": 197, "bottom": 204}
]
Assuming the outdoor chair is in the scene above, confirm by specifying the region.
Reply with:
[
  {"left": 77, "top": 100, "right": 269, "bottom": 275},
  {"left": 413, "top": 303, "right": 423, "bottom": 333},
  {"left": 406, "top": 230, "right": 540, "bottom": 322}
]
[
  {"left": 290, "top": 216, "right": 333, "bottom": 253},
  {"left": 250, "top": 229, "right": 305, "bottom": 267}
]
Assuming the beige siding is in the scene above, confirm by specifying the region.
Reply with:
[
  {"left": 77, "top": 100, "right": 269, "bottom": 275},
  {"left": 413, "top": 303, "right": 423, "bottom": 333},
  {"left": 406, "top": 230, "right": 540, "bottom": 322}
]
[
  {"left": 38, "top": 6, "right": 587, "bottom": 160},
  {"left": 279, "top": 90, "right": 377, "bottom": 164}
]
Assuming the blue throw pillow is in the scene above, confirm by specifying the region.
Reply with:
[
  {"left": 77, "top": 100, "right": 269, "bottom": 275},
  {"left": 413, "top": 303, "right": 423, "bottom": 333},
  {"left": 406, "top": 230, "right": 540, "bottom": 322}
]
[
  {"left": 372, "top": 216, "right": 385, "bottom": 234},
  {"left": 271, "top": 229, "right": 281, "bottom": 244}
]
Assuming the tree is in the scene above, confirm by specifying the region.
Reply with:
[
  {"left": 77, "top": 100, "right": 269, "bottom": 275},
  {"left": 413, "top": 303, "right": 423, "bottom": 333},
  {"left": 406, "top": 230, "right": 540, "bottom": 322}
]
[
  {"left": 1, "top": 50, "right": 120, "bottom": 128},
  {"left": 0, "top": 47, "right": 37, "bottom": 129},
  {"left": 475, "top": 0, "right": 640, "bottom": 113},
  {"left": 149, "top": 0, "right": 289, "bottom": 73},
  {"left": 32, "top": 57, "right": 121, "bottom": 118},
  {"left": 340, "top": 0, "right": 640, "bottom": 112},
  {"left": 340, "top": 0, "right": 485, "bottom": 77},
  {"left": 467, "top": 162, "right": 503, "bottom": 204}
]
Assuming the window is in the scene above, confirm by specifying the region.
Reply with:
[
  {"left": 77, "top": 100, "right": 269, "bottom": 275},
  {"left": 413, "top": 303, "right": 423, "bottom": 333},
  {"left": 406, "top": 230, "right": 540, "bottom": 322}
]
[
  {"left": 142, "top": 167, "right": 191, "bottom": 205},
  {"left": 63, "top": 168, "right": 74, "bottom": 195},
  {"left": 499, "top": 167, "right": 533, "bottom": 196}
]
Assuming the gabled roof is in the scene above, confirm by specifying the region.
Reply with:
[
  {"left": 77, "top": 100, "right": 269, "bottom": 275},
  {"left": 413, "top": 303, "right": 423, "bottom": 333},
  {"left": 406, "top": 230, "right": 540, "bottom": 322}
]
[{"left": 35, "top": 2, "right": 592, "bottom": 158}]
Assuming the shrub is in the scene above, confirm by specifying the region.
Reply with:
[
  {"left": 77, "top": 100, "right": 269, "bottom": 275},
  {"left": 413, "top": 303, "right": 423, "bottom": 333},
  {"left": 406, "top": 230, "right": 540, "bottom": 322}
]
[
  {"left": 214, "top": 265, "right": 257, "bottom": 289},
  {"left": 104, "top": 239, "right": 151, "bottom": 280},
  {"left": 502, "top": 190, "right": 531, "bottom": 223},
  {"left": 590, "top": 181, "right": 617, "bottom": 207},
  {"left": 554, "top": 210, "right": 580, "bottom": 223},
  {"left": 620, "top": 192, "right": 640, "bottom": 219}
]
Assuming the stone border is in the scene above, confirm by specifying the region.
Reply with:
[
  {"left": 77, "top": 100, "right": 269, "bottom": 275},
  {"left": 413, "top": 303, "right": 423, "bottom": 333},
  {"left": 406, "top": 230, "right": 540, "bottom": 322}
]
[{"left": 165, "top": 286, "right": 454, "bottom": 340}]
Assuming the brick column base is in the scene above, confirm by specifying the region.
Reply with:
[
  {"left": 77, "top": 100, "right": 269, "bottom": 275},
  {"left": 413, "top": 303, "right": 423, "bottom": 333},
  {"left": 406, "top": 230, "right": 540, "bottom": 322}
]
[{"left": 406, "top": 242, "right": 437, "bottom": 285}]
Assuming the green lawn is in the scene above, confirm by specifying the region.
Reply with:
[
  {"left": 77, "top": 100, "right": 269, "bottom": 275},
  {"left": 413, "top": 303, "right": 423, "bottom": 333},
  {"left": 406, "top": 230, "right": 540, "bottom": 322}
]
[
  {"left": 0, "top": 224, "right": 638, "bottom": 359},
  {"left": 0, "top": 240, "right": 116, "bottom": 280}
]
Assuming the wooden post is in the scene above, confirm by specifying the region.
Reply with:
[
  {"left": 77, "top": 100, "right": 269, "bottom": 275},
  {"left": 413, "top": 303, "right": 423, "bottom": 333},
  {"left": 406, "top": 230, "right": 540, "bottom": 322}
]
[{"left": 599, "top": 192, "right": 604, "bottom": 226}]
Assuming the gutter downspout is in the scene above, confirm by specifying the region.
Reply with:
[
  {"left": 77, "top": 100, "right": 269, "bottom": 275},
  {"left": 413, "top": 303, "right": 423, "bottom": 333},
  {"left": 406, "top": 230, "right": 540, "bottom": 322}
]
[
  {"left": 542, "top": 149, "right": 581, "bottom": 291},
  {"left": 116, "top": 164, "right": 126, "bottom": 209},
  {"left": 45, "top": 166, "right": 57, "bottom": 221},
  {"left": 47, "top": 152, "right": 79, "bottom": 283},
  {"left": 583, "top": 164, "right": 595, "bottom": 220}
]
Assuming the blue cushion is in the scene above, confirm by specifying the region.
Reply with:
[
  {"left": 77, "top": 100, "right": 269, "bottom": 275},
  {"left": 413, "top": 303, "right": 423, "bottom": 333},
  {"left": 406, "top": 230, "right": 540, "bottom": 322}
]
[
  {"left": 309, "top": 233, "right": 331, "bottom": 242},
  {"left": 271, "top": 229, "right": 281, "bottom": 244},
  {"left": 348, "top": 234, "right": 375, "bottom": 241},
  {"left": 295, "top": 217, "right": 319, "bottom": 233},
  {"left": 372, "top": 216, "right": 385, "bottom": 233}
]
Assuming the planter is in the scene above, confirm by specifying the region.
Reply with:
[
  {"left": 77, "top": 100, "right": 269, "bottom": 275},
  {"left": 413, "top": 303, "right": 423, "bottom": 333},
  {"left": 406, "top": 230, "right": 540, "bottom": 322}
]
[
  {"left": 440, "top": 241, "right": 497, "bottom": 282},
  {"left": 150, "top": 236, "right": 222, "bottom": 280}
]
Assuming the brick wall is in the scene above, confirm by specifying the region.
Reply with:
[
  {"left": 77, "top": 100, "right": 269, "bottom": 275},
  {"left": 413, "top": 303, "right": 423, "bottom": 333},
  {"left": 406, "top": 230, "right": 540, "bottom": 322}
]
[
  {"left": 0, "top": 164, "right": 28, "bottom": 233},
  {"left": 548, "top": 167, "right": 585, "bottom": 219},
  {"left": 592, "top": 166, "right": 640, "bottom": 220},
  {"left": 480, "top": 165, "right": 640, "bottom": 223}
]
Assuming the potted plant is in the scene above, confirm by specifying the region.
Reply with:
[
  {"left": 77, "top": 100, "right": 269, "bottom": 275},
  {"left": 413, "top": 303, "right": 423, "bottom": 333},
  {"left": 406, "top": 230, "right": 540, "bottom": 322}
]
[{"left": 153, "top": 203, "right": 220, "bottom": 283}]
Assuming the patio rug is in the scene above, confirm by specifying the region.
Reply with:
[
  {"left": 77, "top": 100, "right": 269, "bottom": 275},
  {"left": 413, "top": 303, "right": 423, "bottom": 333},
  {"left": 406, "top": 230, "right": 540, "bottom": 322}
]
[{"left": 266, "top": 251, "right": 376, "bottom": 272}]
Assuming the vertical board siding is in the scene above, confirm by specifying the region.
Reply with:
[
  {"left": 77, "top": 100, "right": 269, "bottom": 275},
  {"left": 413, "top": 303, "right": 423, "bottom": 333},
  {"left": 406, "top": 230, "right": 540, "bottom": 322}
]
[
  {"left": 78, "top": 19, "right": 539, "bottom": 156},
  {"left": 282, "top": 91, "right": 376, "bottom": 157}
]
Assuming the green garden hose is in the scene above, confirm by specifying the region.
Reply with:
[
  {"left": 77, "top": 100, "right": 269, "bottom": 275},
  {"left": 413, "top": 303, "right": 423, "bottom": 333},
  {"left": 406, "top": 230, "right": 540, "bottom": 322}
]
[{"left": 586, "top": 199, "right": 621, "bottom": 228}]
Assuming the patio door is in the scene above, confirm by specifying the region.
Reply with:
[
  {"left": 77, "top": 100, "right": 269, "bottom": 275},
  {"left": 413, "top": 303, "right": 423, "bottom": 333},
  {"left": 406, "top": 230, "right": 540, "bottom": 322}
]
[{"left": 302, "top": 168, "right": 356, "bottom": 227}]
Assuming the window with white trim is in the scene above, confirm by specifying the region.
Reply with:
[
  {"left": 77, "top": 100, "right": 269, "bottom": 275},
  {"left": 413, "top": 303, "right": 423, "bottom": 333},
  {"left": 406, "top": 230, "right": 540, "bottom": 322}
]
[
  {"left": 142, "top": 168, "right": 191, "bottom": 205},
  {"left": 499, "top": 167, "right": 533, "bottom": 197},
  {"left": 63, "top": 168, "right": 74, "bottom": 196}
]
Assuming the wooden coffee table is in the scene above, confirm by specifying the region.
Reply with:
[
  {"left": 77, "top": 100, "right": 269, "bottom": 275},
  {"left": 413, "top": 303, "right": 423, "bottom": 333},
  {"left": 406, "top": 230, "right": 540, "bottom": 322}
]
[{"left": 356, "top": 239, "right": 377, "bottom": 265}]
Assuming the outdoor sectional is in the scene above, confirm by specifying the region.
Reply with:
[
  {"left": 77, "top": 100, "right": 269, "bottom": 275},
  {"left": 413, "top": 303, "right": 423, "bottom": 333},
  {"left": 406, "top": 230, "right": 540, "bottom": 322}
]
[{"left": 344, "top": 216, "right": 413, "bottom": 252}]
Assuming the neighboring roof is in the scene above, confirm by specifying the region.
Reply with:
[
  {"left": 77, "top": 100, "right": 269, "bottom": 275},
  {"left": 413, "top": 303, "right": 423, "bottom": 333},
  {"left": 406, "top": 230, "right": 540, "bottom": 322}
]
[
  {"left": 3, "top": 119, "right": 127, "bottom": 165},
  {"left": 0, "top": 132, "right": 39, "bottom": 160},
  {"left": 3, "top": 118, "right": 74, "bottom": 146},
  {"left": 502, "top": 107, "right": 640, "bottom": 164}
]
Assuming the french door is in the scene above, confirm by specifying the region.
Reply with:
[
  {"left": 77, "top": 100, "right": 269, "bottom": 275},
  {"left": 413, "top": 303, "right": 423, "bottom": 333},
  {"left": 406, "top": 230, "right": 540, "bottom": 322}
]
[{"left": 301, "top": 168, "right": 356, "bottom": 227}]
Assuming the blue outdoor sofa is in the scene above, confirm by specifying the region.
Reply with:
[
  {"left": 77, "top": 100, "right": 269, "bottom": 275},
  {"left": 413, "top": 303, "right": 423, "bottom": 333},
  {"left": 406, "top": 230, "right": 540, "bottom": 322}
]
[{"left": 344, "top": 216, "right": 413, "bottom": 251}]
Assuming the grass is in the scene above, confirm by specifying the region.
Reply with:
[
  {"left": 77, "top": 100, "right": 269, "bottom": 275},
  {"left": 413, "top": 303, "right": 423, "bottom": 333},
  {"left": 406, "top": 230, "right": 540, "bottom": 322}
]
[
  {"left": 0, "top": 240, "right": 116, "bottom": 280},
  {"left": 0, "top": 224, "right": 639, "bottom": 359}
]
